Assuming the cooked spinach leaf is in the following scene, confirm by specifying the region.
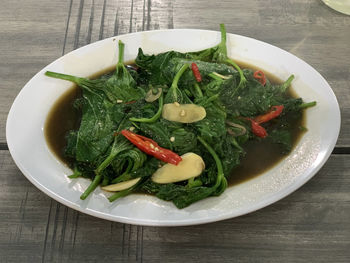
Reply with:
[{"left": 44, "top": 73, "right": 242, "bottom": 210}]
[{"left": 103, "top": 41, "right": 144, "bottom": 103}]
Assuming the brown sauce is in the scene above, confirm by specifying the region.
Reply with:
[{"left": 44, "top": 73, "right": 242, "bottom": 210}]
[
  {"left": 45, "top": 86, "right": 81, "bottom": 164},
  {"left": 44, "top": 62, "right": 306, "bottom": 186},
  {"left": 227, "top": 61, "right": 306, "bottom": 185},
  {"left": 228, "top": 116, "right": 304, "bottom": 185}
]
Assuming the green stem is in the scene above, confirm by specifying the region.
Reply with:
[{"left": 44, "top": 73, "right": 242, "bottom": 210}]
[
  {"left": 212, "top": 101, "right": 227, "bottom": 118},
  {"left": 173, "top": 64, "right": 190, "bottom": 87},
  {"left": 111, "top": 173, "right": 132, "bottom": 184},
  {"left": 81, "top": 138, "right": 128, "bottom": 200},
  {"left": 206, "top": 94, "right": 219, "bottom": 104},
  {"left": 166, "top": 63, "right": 190, "bottom": 103},
  {"left": 225, "top": 58, "right": 247, "bottom": 93},
  {"left": 101, "top": 176, "right": 110, "bottom": 186},
  {"left": 183, "top": 92, "right": 194, "bottom": 104},
  {"left": 80, "top": 174, "right": 103, "bottom": 200},
  {"left": 219, "top": 23, "right": 227, "bottom": 55},
  {"left": 194, "top": 83, "right": 203, "bottom": 98},
  {"left": 95, "top": 134, "right": 129, "bottom": 176},
  {"left": 96, "top": 148, "right": 118, "bottom": 175},
  {"left": 45, "top": 71, "right": 105, "bottom": 95},
  {"left": 230, "top": 137, "right": 243, "bottom": 151},
  {"left": 200, "top": 94, "right": 220, "bottom": 107},
  {"left": 118, "top": 40, "right": 125, "bottom": 65},
  {"left": 187, "top": 177, "right": 195, "bottom": 187},
  {"left": 214, "top": 176, "right": 228, "bottom": 196},
  {"left": 197, "top": 136, "right": 224, "bottom": 188},
  {"left": 68, "top": 165, "right": 82, "bottom": 179},
  {"left": 108, "top": 179, "right": 142, "bottom": 202},
  {"left": 45, "top": 71, "right": 83, "bottom": 84},
  {"left": 208, "top": 72, "right": 224, "bottom": 81},
  {"left": 130, "top": 121, "right": 141, "bottom": 129},
  {"left": 68, "top": 174, "right": 80, "bottom": 179},
  {"left": 211, "top": 72, "right": 231, "bottom": 80},
  {"left": 108, "top": 188, "right": 133, "bottom": 202},
  {"left": 129, "top": 93, "right": 163, "bottom": 123},
  {"left": 111, "top": 160, "right": 133, "bottom": 184},
  {"left": 186, "top": 177, "right": 203, "bottom": 188},
  {"left": 299, "top": 101, "right": 317, "bottom": 109},
  {"left": 280, "top": 75, "right": 295, "bottom": 92},
  {"left": 184, "top": 89, "right": 192, "bottom": 97}
]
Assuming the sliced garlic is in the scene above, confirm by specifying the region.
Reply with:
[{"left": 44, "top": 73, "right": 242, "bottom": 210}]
[
  {"left": 151, "top": 152, "right": 205, "bottom": 184},
  {"left": 101, "top": 178, "right": 141, "bottom": 192},
  {"left": 145, "top": 87, "right": 162, "bottom": 102},
  {"left": 162, "top": 103, "right": 206, "bottom": 123}
]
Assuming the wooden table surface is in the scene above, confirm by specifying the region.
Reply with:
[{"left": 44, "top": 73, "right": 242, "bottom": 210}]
[{"left": 1, "top": 0, "right": 349, "bottom": 262}]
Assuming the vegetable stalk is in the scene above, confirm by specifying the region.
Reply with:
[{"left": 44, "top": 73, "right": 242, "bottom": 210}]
[
  {"left": 129, "top": 93, "right": 163, "bottom": 123},
  {"left": 197, "top": 136, "right": 224, "bottom": 189},
  {"left": 225, "top": 58, "right": 247, "bottom": 93}
]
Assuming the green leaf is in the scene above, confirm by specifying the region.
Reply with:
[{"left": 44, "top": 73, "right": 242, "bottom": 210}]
[
  {"left": 64, "top": 130, "right": 78, "bottom": 158},
  {"left": 185, "top": 23, "right": 228, "bottom": 63},
  {"left": 103, "top": 41, "right": 144, "bottom": 103},
  {"left": 138, "top": 121, "right": 172, "bottom": 149},
  {"left": 170, "top": 128, "right": 197, "bottom": 155},
  {"left": 267, "top": 129, "right": 292, "bottom": 153},
  {"left": 195, "top": 104, "right": 226, "bottom": 144},
  {"left": 164, "top": 63, "right": 189, "bottom": 103},
  {"left": 129, "top": 93, "right": 163, "bottom": 123},
  {"left": 75, "top": 89, "right": 116, "bottom": 162}
]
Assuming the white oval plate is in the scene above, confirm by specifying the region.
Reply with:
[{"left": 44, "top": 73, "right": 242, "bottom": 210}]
[{"left": 6, "top": 29, "right": 340, "bottom": 226}]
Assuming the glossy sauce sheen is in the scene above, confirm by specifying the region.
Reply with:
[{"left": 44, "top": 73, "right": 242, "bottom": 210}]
[{"left": 44, "top": 62, "right": 305, "bottom": 186}]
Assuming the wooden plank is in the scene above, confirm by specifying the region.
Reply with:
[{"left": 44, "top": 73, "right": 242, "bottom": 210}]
[
  {"left": 62, "top": 0, "right": 174, "bottom": 53},
  {"left": 0, "top": 151, "right": 349, "bottom": 261},
  {"left": 0, "top": 0, "right": 70, "bottom": 143}
]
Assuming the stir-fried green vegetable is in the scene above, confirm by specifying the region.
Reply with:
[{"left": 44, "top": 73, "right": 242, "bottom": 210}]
[{"left": 45, "top": 24, "right": 316, "bottom": 208}]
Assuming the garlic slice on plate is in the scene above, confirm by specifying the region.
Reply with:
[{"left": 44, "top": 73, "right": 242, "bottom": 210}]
[
  {"left": 152, "top": 152, "right": 205, "bottom": 184},
  {"left": 101, "top": 178, "right": 141, "bottom": 192},
  {"left": 162, "top": 103, "right": 206, "bottom": 123}
]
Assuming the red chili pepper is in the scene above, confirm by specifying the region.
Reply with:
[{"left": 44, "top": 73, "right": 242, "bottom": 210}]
[
  {"left": 120, "top": 130, "right": 182, "bottom": 165},
  {"left": 191, "top": 63, "right": 202, "bottom": 82},
  {"left": 125, "top": 100, "right": 137, "bottom": 104},
  {"left": 254, "top": 105, "right": 284, "bottom": 124},
  {"left": 247, "top": 118, "right": 267, "bottom": 138},
  {"left": 253, "top": 70, "right": 266, "bottom": 86},
  {"left": 244, "top": 105, "right": 284, "bottom": 138}
]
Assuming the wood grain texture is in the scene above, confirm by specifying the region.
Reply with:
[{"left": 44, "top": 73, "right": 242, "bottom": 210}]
[
  {"left": 1, "top": 0, "right": 350, "bottom": 262},
  {"left": 0, "top": 150, "right": 349, "bottom": 262},
  {"left": 0, "top": 0, "right": 69, "bottom": 143}
]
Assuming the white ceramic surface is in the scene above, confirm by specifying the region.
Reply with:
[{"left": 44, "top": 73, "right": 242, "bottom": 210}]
[{"left": 6, "top": 29, "right": 340, "bottom": 226}]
